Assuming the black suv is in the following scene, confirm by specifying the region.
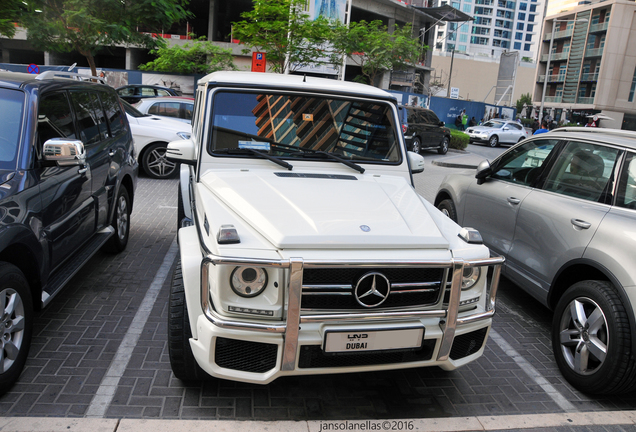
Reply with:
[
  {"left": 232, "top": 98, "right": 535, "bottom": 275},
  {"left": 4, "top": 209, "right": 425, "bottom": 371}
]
[
  {"left": 0, "top": 71, "right": 137, "bottom": 393},
  {"left": 398, "top": 106, "right": 451, "bottom": 155}
]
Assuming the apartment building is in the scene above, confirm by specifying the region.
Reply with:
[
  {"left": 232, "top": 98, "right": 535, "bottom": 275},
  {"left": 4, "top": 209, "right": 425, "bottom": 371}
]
[
  {"left": 433, "top": 0, "right": 546, "bottom": 61},
  {"left": 534, "top": 0, "right": 636, "bottom": 130}
]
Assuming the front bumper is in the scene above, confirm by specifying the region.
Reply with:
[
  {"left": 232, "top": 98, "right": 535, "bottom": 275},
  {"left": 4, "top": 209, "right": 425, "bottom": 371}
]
[{"left": 192, "top": 256, "right": 504, "bottom": 384}]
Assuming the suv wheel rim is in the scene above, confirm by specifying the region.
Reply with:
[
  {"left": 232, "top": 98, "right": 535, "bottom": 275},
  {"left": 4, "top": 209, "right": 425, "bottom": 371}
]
[
  {"left": 558, "top": 296, "right": 608, "bottom": 376},
  {"left": 0, "top": 288, "right": 25, "bottom": 373},
  {"left": 148, "top": 147, "right": 176, "bottom": 178},
  {"left": 412, "top": 140, "right": 421, "bottom": 153},
  {"left": 116, "top": 195, "right": 128, "bottom": 241}
]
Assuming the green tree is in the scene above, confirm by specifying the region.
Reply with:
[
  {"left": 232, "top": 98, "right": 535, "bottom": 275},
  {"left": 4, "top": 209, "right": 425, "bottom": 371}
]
[
  {"left": 139, "top": 37, "right": 237, "bottom": 75},
  {"left": 20, "top": 0, "right": 191, "bottom": 76},
  {"left": 232, "top": 0, "right": 335, "bottom": 74},
  {"left": 0, "top": 0, "right": 23, "bottom": 38},
  {"left": 515, "top": 92, "right": 532, "bottom": 114},
  {"left": 331, "top": 20, "right": 424, "bottom": 86}
]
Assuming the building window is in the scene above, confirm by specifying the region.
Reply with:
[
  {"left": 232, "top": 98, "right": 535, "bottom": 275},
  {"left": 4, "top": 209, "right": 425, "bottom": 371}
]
[
  {"left": 527, "top": 24, "right": 534, "bottom": 32},
  {"left": 459, "top": 34, "right": 468, "bottom": 42},
  {"left": 520, "top": 2, "right": 527, "bottom": 10},
  {"left": 517, "top": 22, "right": 524, "bottom": 30},
  {"left": 460, "top": 22, "right": 469, "bottom": 32},
  {"left": 518, "top": 12, "right": 526, "bottom": 20},
  {"left": 528, "top": 14, "right": 535, "bottom": 22},
  {"left": 524, "top": 43, "right": 531, "bottom": 51},
  {"left": 629, "top": 66, "right": 636, "bottom": 102},
  {"left": 452, "top": 2, "right": 460, "bottom": 8},
  {"left": 556, "top": 85, "right": 563, "bottom": 98},
  {"left": 463, "top": 4, "right": 472, "bottom": 12},
  {"left": 525, "top": 33, "right": 532, "bottom": 41},
  {"left": 514, "top": 42, "right": 521, "bottom": 49},
  {"left": 591, "top": 83, "right": 597, "bottom": 98},
  {"left": 458, "top": 45, "right": 467, "bottom": 52},
  {"left": 515, "top": 32, "right": 523, "bottom": 40},
  {"left": 530, "top": 4, "right": 536, "bottom": 12}
]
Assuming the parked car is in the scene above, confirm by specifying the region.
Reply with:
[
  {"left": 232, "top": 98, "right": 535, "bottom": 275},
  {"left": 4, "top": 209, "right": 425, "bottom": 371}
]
[
  {"left": 0, "top": 70, "right": 137, "bottom": 394},
  {"left": 435, "top": 127, "right": 636, "bottom": 394},
  {"left": 121, "top": 100, "right": 191, "bottom": 179},
  {"left": 398, "top": 106, "right": 451, "bottom": 154},
  {"left": 116, "top": 84, "right": 181, "bottom": 104},
  {"left": 134, "top": 96, "right": 194, "bottom": 124},
  {"left": 165, "top": 71, "right": 503, "bottom": 385},
  {"left": 465, "top": 119, "right": 529, "bottom": 147}
]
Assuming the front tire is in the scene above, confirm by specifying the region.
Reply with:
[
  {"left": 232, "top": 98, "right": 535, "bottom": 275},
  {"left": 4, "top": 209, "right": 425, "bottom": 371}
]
[
  {"left": 169, "top": 260, "right": 209, "bottom": 381},
  {"left": 552, "top": 280, "right": 636, "bottom": 394},
  {"left": 411, "top": 138, "right": 422, "bottom": 154},
  {"left": 488, "top": 135, "right": 499, "bottom": 147},
  {"left": 142, "top": 143, "right": 177, "bottom": 179},
  {"left": 438, "top": 137, "right": 449, "bottom": 155},
  {"left": 0, "top": 263, "right": 33, "bottom": 395},
  {"left": 436, "top": 199, "right": 458, "bottom": 223},
  {"left": 104, "top": 187, "right": 131, "bottom": 253}
]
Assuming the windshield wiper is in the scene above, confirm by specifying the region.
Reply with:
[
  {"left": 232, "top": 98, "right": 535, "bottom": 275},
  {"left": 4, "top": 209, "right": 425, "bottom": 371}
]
[
  {"left": 213, "top": 148, "right": 293, "bottom": 170},
  {"left": 269, "top": 143, "right": 364, "bottom": 174}
]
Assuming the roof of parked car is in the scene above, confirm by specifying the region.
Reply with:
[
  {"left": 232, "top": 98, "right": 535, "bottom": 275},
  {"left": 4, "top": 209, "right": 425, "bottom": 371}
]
[
  {"left": 542, "top": 128, "right": 636, "bottom": 151},
  {"left": 198, "top": 71, "right": 397, "bottom": 101}
]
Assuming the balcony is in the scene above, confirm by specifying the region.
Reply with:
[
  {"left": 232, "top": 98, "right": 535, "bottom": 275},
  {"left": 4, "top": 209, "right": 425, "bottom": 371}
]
[
  {"left": 544, "top": 96, "right": 563, "bottom": 103},
  {"left": 590, "top": 22, "right": 609, "bottom": 33},
  {"left": 537, "top": 74, "right": 566, "bottom": 83},
  {"left": 543, "top": 28, "right": 574, "bottom": 41},
  {"left": 540, "top": 52, "right": 569, "bottom": 62},
  {"left": 577, "top": 97, "right": 595, "bottom": 104},
  {"left": 585, "top": 47, "right": 604, "bottom": 57},
  {"left": 580, "top": 72, "right": 599, "bottom": 82}
]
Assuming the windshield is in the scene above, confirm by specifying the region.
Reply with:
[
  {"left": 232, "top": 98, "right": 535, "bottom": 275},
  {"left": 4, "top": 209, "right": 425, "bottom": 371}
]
[
  {"left": 121, "top": 99, "right": 146, "bottom": 118},
  {"left": 208, "top": 91, "right": 401, "bottom": 164},
  {"left": 482, "top": 121, "right": 505, "bottom": 128},
  {"left": 0, "top": 88, "right": 24, "bottom": 170}
]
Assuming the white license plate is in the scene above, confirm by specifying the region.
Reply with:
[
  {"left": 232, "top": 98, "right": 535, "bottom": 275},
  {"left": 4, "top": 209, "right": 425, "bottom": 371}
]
[{"left": 323, "top": 328, "right": 424, "bottom": 353}]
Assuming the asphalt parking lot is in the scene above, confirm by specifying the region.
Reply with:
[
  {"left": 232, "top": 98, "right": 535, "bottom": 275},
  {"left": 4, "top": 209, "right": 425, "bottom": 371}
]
[{"left": 1, "top": 146, "right": 635, "bottom": 428}]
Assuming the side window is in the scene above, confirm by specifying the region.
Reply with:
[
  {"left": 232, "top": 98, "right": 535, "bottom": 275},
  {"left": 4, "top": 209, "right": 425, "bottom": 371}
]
[
  {"left": 184, "top": 103, "right": 193, "bottom": 121},
  {"left": 428, "top": 111, "right": 441, "bottom": 124},
  {"left": 615, "top": 152, "right": 636, "bottom": 210},
  {"left": 156, "top": 89, "right": 171, "bottom": 97},
  {"left": 543, "top": 141, "right": 620, "bottom": 203},
  {"left": 491, "top": 139, "right": 558, "bottom": 185},
  {"left": 37, "top": 92, "right": 77, "bottom": 146},
  {"left": 406, "top": 109, "right": 418, "bottom": 124},
  {"left": 148, "top": 102, "right": 180, "bottom": 118},
  {"left": 70, "top": 90, "right": 106, "bottom": 145},
  {"left": 100, "top": 90, "right": 126, "bottom": 137},
  {"left": 510, "top": 123, "right": 522, "bottom": 130},
  {"left": 141, "top": 87, "right": 156, "bottom": 97},
  {"left": 118, "top": 87, "right": 135, "bottom": 97}
]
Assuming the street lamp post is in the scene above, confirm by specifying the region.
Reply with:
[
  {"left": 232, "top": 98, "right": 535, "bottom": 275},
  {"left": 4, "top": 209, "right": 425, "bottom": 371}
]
[{"left": 538, "top": 18, "right": 588, "bottom": 125}]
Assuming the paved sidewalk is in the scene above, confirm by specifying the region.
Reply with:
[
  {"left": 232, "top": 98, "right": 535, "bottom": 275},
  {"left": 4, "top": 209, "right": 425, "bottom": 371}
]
[{"left": 1, "top": 410, "right": 635, "bottom": 431}]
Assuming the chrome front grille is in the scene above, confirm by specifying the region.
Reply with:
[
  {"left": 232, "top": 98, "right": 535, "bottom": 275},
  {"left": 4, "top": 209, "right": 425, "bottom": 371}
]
[{"left": 301, "top": 267, "right": 446, "bottom": 310}]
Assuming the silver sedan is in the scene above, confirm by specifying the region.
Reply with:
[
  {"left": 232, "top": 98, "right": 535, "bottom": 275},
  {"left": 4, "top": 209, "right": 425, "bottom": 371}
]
[{"left": 465, "top": 120, "right": 529, "bottom": 147}]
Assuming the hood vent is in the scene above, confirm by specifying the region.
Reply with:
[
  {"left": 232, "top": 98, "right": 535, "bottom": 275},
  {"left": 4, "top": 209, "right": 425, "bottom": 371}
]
[{"left": 275, "top": 172, "right": 357, "bottom": 180}]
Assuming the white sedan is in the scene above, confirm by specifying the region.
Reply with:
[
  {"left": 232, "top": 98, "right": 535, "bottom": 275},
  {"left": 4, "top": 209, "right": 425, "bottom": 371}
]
[
  {"left": 465, "top": 120, "right": 529, "bottom": 147},
  {"left": 121, "top": 100, "right": 191, "bottom": 179},
  {"left": 133, "top": 96, "right": 194, "bottom": 124}
]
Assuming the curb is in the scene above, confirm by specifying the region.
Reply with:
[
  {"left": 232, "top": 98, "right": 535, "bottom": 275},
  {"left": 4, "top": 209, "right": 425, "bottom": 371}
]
[
  {"left": 1, "top": 411, "right": 636, "bottom": 432},
  {"left": 431, "top": 160, "right": 479, "bottom": 169}
]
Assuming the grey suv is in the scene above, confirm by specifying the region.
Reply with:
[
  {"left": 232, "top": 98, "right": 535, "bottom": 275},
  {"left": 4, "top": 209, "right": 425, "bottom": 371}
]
[
  {"left": 435, "top": 128, "right": 636, "bottom": 394},
  {"left": 0, "top": 70, "right": 137, "bottom": 393}
]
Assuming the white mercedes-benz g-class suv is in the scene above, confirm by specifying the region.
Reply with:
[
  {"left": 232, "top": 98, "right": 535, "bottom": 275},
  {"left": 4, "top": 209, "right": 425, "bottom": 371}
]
[{"left": 166, "top": 71, "right": 504, "bottom": 383}]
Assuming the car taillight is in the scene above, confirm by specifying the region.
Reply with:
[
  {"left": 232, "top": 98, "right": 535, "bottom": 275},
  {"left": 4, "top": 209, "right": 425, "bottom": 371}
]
[{"left": 402, "top": 124, "right": 407, "bottom": 134}]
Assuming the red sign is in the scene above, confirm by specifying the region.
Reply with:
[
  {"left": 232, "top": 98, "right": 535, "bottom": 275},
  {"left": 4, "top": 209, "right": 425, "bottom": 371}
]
[{"left": 251, "top": 52, "right": 266, "bottom": 73}]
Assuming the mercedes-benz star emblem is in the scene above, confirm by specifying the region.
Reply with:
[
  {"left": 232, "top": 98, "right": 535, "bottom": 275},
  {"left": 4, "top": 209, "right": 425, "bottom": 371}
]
[{"left": 354, "top": 272, "right": 391, "bottom": 307}]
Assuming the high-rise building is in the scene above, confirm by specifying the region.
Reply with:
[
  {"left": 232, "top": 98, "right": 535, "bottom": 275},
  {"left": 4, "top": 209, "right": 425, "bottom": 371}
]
[
  {"left": 533, "top": 0, "right": 636, "bottom": 130},
  {"left": 433, "top": 0, "right": 546, "bottom": 62}
]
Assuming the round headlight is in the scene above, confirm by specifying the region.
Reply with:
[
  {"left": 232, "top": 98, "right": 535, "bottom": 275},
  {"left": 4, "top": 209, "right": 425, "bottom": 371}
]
[
  {"left": 230, "top": 267, "right": 268, "bottom": 297},
  {"left": 461, "top": 266, "right": 481, "bottom": 290}
]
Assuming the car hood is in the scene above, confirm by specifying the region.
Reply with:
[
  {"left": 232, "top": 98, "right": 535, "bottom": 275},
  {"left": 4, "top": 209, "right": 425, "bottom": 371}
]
[
  {"left": 200, "top": 170, "right": 450, "bottom": 250},
  {"left": 126, "top": 113, "right": 190, "bottom": 132},
  {"left": 466, "top": 125, "right": 501, "bottom": 133}
]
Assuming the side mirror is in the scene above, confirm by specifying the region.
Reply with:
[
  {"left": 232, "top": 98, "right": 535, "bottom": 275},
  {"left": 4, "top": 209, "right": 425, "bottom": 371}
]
[
  {"left": 408, "top": 151, "right": 425, "bottom": 174},
  {"left": 43, "top": 138, "right": 86, "bottom": 166},
  {"left": 503, "top": 127, "right": 510, "bottom": 131},
  {"left": 475, "top": 159, "right": 492, "bottom": 184},
  {"left": 439, "top": 121, "right": 445, "bottom": 127},
  {"left": 167, "top": 139, "right": 197, "bottom": 166}
]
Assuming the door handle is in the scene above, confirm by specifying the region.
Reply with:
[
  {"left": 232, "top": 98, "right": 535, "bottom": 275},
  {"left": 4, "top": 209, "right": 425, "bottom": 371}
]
[
  {"left": 571, "top": 219, "right": 591, "bottom": 229},
  {"left": 78, "top": 167, "right": 88, "bottom": 175},
  {"left": 109, "top": 150, "right": 116, "bottom": 157},
  {"left": 507, "top": 197, "right": 521, "bottom": 205}
]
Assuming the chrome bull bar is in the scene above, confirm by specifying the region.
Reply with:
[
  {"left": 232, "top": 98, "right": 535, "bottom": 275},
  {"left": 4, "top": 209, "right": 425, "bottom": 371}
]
[{"left": 200, "top": 256, "right": 504, "bottom": 371}]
